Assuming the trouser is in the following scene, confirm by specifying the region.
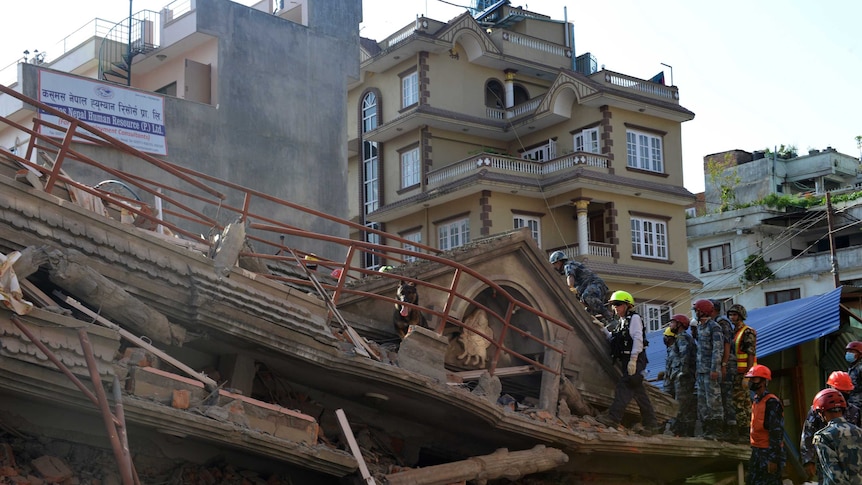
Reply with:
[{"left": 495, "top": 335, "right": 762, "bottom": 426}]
[
  {"left": 607, "top": 352, "right": 657, "bottom": 427},
  {"left": 671, "top": 375, "right": 696, "bottom": 436},
  {"left": 721, "top": 364, "right": 737, "bottom": 429},
  {"left": 733, "top": 372, "right": 753, "bottom": 434},
  {"left": 747, "top": 447, "right": 783, "bottom": 485},
  {"left": 696, "top": 372, "right": 723, "bottom": 422}
]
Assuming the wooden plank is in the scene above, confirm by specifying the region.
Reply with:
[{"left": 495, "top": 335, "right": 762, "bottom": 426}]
[
  {"left": 20, "top": 279, "right": 57, "bottom": 308},
  {"left": 454, "top": 365, "right": 537, "bottom": 381},
  {"left": 335, "top": 409, "right": 377, "bottom": 485}
]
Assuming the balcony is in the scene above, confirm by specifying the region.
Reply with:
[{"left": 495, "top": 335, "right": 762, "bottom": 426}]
[
  {"left": 553, "top": 243, "right": 614, "bottom": 260},
  {"left": 426, "top": 150, "right": 609, "bottom": 189}
]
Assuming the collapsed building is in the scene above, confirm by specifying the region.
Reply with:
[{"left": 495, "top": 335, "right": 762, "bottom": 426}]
[{"left": 0, "top": 83, "right": 752, "bottom": 484}]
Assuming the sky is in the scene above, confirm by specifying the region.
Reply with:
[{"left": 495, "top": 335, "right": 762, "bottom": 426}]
[{"left": 3, "top": 0, "right": 860, "bottom": 193}]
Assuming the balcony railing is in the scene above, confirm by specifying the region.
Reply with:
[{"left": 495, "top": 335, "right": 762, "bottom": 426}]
[
  {"left": 599, "top": 70, "right": 679, "bottom": 102},
  {"left": 427, "top": 151, "right": 609, "bottom": 187},
  {"left": 501, "top": 31, "right": 571, "bottom": 58}
]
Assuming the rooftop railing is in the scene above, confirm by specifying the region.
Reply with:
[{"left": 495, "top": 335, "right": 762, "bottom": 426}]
[{"left": 426, "top": 150, "right": 610, "bottom": 187}]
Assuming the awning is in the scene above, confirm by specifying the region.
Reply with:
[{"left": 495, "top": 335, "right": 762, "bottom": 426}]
[{"left": 644, "top": 286, "right": 843, "bottom": 389}]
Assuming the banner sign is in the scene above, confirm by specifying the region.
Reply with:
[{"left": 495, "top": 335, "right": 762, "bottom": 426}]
[{"left": 38, "top": 70, "right": 167, "bottom": 156}]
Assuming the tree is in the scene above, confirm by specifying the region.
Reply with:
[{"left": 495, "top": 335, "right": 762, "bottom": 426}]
[{"left": 706, "top": 153, "right": 741, "bottom": 213}]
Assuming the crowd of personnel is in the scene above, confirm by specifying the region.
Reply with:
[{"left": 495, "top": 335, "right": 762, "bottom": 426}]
[{"left": 548, "top": 251, "right": 862, "bottom": 485}]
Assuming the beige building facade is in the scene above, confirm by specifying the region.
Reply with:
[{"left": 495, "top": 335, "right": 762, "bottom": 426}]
[{"left": 348, "top": 2, "right": 701, "bottom": 331}]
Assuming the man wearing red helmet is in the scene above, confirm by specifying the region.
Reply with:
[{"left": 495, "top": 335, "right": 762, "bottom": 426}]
[
  {"left": 811, "top": 388, "right": 862, "bottom": 485},
  {"left": 692, "top": 298, "right": 724, "bottom": 440},
  {"left": 663, "top": 314, "right": 697, "bottom": 437},
  {"left": 800, "top": 371, "right": 862, "bottom": 482},
  {"left": 846, "top": 341, "right": 862, "bottom": 409},
  {"left": 745, "top": 364, "right": 785, "bottom": 485}
]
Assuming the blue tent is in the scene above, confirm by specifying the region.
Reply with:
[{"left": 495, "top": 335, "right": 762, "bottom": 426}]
[{"left": 644, "top": 286, "right": 844, "bottom": 390}]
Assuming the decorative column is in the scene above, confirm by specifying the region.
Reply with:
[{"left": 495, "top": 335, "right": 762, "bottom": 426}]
[
  {"left": 573, "top": 199, "right": 590, "bottom": 256},
  {"left": 504, "top": 69, "right": 517, "bottom": 109}
]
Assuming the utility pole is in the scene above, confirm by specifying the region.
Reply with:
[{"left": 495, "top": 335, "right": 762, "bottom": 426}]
[{"left": 825, "top": 191, "right": 839, "bottom": 288}]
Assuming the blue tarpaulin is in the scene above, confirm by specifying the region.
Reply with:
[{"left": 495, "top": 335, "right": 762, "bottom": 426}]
[{"left": 644, "top": 287, "right": 843, "bottom": 389}]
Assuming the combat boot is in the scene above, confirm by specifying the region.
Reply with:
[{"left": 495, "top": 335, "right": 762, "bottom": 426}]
[
  {"left": 702, "top": 420, "right": 720, "bottom": 441},
  {"left": 724, "top": 425, "right": 739, "bottom": 443}
]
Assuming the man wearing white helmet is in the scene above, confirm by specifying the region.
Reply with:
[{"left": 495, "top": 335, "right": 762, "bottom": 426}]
[{"left": 548, "top": 251, "right": 613, "bottom": 323}]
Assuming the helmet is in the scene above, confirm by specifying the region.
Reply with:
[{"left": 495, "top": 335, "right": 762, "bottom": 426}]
[
  {"left": 378, "top": 265, "right": 394, "bottom": 273},
  {"left": 608, "top": 290, "right": 634, "bottom": 306},
  {"left": 663, "top": 327, "right": 676, "bottom": 337},
  {"left": 744, "top": 364, "right": 772, "bottom": 380},
  {"left": 845, "top": 341, "right": 862, "bottom": 353},
  {"left": 826, "top": 371, "right": 854, "bottom": 392},
  {"left": 812, "top": 388, "right": 847, "bottom": 412},
  {"left": 727, "top": 304, "right": 748, "bottom": 320},
  {"left": 692, "top": 299, "right": 714, "bottom": 316},
  {"left": 670, "top": 314, "right": 691, "bottom": 329},
  {"left": 549, "top": 251, "right": 567, "bottom": 264}
]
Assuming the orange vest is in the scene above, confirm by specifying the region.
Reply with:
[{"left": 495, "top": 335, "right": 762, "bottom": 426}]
[
  {"left": 734, "top": 324, "right": 756, "bottom": 373},
  {"left": 750, "top": 392, "right": 778, "bottom": 448}
]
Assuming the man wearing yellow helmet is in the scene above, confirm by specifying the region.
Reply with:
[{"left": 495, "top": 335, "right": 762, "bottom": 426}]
[{"left": 594, "top": 290, "right": 658, "bottom": 436}]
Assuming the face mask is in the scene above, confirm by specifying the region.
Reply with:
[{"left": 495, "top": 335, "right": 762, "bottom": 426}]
[
  {"left": 748, "top": 379, "right": 761, "bottom": 391},
  {"left": 846, "top": 352, "right": 857, "bottom": 363}
]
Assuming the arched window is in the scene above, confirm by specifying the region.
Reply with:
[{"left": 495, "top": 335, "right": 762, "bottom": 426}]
[
  {"left": 485, "top": 80, "right": 505, "bottom": 109},
  {"left": 513, "top": 84, "right": 529, "bottom": 106}
]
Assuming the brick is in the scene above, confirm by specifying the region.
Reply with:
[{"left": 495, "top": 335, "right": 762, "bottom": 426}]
[
  {"left": 172, "top": 389, "right": 191, "bottom": 409},
  {"left": 31, "top": 456, "right": 73, "bottom": 483}
]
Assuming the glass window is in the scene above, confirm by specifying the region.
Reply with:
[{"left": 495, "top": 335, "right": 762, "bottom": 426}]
[
  {"left": 361, "top": 92, "right": 379, "bottom": 215},
  {"left": 641, "top": 303, "right": 671, "bottom": 333},
  {"left": 514, "top": 215, "right": 541, "bottom": 247},
  {"left": 631, "top": 216, "right": 668, "bottom": 260},
  {"left": 700, "top": 243, "right": 732, "bottom": 273},
  {"left": 626, "top": 129, "right": 663, "bottom": 173},
  {"left": 402, "top": 231, "right": 421, "bottom": 262},
  {"left": 364, "top": 223, "right": 381, "bottom": 269},
  {"left": 765, "top": 289, "right": 800, "bottom": 306},
  {"left": 574, "top": 128, "right": 599, "bottom": 154},
  {"left": 401, "top": 147, "right": 420, "bottom": 188},
  {"left": 402, "top": 71, "right": 418, "bottom": 108},
  {"left": 438, "top": 217, "right": 470, "bottom": 250}
]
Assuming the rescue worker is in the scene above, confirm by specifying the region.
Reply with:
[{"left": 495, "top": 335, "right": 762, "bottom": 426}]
[
  {"left": 663, "top": 314, "right": 697, "bottom": 437},
  {"left": 549, "top": 251, "right": 614, "bottom": 323},
  {"left": 729, "top": 303, "right": 757, "bottom": 443},
  {"left": 846, "top": 341, "right": 862, "bottom": 409},
  {"left": 709, "top": 299, "right": 736, "bottom": 441},
  {"left": 801, "top": 371, "right": 862, "bottom": 482},
  {"left": 746, "top": 364, "right": 785, "bottom": 485},
  {"left": 811, "top": 388, "right": 862, "bottom": 485},
  {"left": 594, "top": 290, "right": 658, "bottom": 436},
  {"left": 692, "top": 298, "right": 723, "bottom": 440}
]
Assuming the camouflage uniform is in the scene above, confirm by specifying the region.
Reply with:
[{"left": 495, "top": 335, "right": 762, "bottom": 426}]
[
  {"left": 716, "top": 314, "right": 737, "bottom": 434},
  {"left": 849, "top": 359, "right": 862, "bottom": 409},
  {"left": 563, "top": 260, "right": 613, "bottom": 323},
  {"left": 733, "top": 325, "right": 757, "bottom": 436},
  {"left": 800, "top": 401, "right": 862, "bottom": 481},
  {"left": 695, "top": 318, "right": 723, "bottom": 424},
  {"left": 666, "top": 330, "right": 697, "bottom": 436},
  {"left": 748, "top": 390, "right": 785, "bottom": 485},
  {"left": 813, "top": 416, "right": 862, "bottom": 485}
]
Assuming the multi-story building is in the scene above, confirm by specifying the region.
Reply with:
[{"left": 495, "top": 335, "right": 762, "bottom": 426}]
[
  {"left": 689, "top": 146, "right": 862, "bottom": 308},
  {"left": 348, "top": 0, "right": 700, "bottom": 330}
]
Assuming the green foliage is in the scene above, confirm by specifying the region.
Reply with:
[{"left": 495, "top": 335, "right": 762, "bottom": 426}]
[
  {"left": 743, "top": 254, "right": 774, "bottom": 283},
  {"left": 706, "top": 154, "right": 741, "bottom": 213},
  {"left": 763, "top": 144, "right": 798, "bottom": 160},
  {"left": 760, "top": 193, "right": 823, "bottom": 210}
]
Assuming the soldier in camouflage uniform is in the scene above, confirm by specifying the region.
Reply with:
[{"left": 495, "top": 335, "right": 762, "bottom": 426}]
[
  {"left": 812, "top": 388, "right": 862, "bottom": 485},
  {"left": 729, "top": 304, "right": 756, "bottom": 442},
  {"left": 663, "top": 314, "right": 697, "bottom": 437},
  {"left": 746, "top": 365, "right": 785, "bottom": 485},
  {"left": 548, "top": 251, "right": 614, "bottom": 323},
  {"left": 711, "top": 300, "right": 737, "bottom": 442},
  {"left": 692, "top": 299, "right": 723, "bottom": 440},
  {"left": 846, "top": 341, "right": 862, "bottom": 409},
  {"left": 801, "top": 371, "right": 862, "bottom": 483}
]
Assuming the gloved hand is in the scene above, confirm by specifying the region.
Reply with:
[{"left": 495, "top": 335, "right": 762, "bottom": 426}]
[
  {"left": 569, "top": 287, "right": 578, "bottom": 295},
  {"left": 627, "top": 357, "right": 638, "bottom": 376}
]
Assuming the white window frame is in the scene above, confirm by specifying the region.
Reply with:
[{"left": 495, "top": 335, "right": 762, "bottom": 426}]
[
  {"left": 626, "top": 129, "right": 663, "bottom": 173},
  {"left": 641, "top": 303, "right": 672, "bottom": 333},
  {"left": 700, "top": 243, "right": 732, "bottom": 273},
  {"left": 514, "top": 215, "right": 541, "bottom": 247},
  {"left": 402, "top": 71, "right": 418, "bottom": 108},
  {"left": 438, "top": 217, "right": 470, "bottom": 251},
  {"left": 400, "top": 147, "right": 420, "bottom": 188},
  {"left": 631, "top": 216, "right": 668, "bottom": 260},
  {"left": 361, "top": 92, "right": 379, "bottom": 215},
  {"left": 364, "top": 223, "right": 381, "bottom": 269},
  {"left": 522, "top": 139, "right": 557, "bottom": 161},
  {"left": 573, "top": 128, "right": 599, "bottom": 154},
  {"left": 402, "top": 230, "right": 422, "bottom": 262}
]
